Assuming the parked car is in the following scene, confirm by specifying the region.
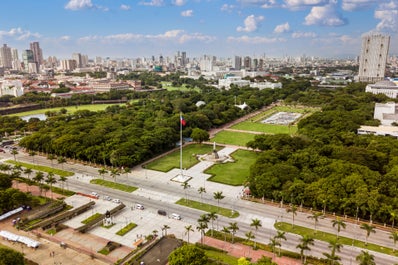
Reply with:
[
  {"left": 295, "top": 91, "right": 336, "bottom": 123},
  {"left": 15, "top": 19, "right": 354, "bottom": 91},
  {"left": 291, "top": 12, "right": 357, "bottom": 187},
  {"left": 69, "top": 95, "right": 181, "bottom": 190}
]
[
  {"left": 136, "top": 204, "right": 144, "bottom": 210},
  {"left": 103, "top": 195, "right": 111, "bottom": 201},
  {"left": 112, "top": 198, "right": 121, "bottom": 204},
  {"left": 91, "top": 192, "right": 99, "bottom": 198},
  {"left": 157, "top": 209, "right": 167, "bottom": 216}
]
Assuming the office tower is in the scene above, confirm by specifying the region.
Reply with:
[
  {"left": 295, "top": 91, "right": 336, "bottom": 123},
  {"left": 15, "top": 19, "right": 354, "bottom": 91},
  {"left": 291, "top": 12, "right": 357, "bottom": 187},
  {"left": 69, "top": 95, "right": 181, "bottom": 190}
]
[
  {"left": 11, "top": 48, "right": 21, "bottom": 70},
  {"left": 72, "top": 53, "right": 82, "bottom": 68},
  {"left": 243, "top": 56, "right": 251, "bottom": 70},
  {"left": 30, "top": 42, "right": 43, "bottom": 67},
  {"left": 0, "top": 44, "right": 12, "bottom": 68},
  {"left": 358, "top": 33, "right": 390, "bottom": 82},
  {"left": 22, "top": 50, "right": 34, "bottom": 72},
  {"left": 234, "top": 56, "right": 242, "bottom": 70}
]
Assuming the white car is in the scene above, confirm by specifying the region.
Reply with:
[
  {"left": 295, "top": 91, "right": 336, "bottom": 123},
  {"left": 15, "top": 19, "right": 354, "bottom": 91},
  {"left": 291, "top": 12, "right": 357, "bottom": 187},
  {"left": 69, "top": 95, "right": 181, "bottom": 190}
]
[
  {"left": 91, "top": 192, "right": 99, "bottom": 198},
  {"left": 171, "top": 213, "right": 181, "bottom": 220},
  {"left": 136, "top": 204, "right": 144, "bottom": 210},
  {"left": 112, "top": 198, "right": 121, "bottom": 204},
  {"left": 103, "top": 195, "right": 111, "bottom": 201}
]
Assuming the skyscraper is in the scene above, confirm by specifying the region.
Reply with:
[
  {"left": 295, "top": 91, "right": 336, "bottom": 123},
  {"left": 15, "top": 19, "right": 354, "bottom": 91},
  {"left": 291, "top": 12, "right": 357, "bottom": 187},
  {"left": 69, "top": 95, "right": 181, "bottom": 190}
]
[
  {"left": 22, "top": 50, "right": 34, "bottom": 72},
  {"left": 358, "top": 33, "right": 390, "bottom": 82},
  {"left": 0, "top": 44, "right": 12, "bottom": 68},
  {"left": 30, "top": 41, "right": 43, "bottom": 66}
]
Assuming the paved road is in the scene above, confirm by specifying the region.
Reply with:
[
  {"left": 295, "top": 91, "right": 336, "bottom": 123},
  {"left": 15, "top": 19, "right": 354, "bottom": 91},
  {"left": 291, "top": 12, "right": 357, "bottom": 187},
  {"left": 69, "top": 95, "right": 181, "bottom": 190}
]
[{"left": 3, "top": 148, "right": 398, "bottom": 265}]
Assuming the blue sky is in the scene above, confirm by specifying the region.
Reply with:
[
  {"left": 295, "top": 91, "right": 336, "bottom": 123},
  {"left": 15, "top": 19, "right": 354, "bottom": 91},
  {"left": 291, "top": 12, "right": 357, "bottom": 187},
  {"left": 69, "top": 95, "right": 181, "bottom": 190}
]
[{"left": 0, "top": 0, "right": 397, "bottom": 60}]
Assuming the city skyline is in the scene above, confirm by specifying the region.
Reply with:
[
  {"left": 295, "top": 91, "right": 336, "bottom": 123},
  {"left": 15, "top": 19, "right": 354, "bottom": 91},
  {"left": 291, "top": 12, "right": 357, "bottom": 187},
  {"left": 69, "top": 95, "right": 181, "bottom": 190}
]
[{"left": 0, "top": 0, "right": 397, "bottom": 60}]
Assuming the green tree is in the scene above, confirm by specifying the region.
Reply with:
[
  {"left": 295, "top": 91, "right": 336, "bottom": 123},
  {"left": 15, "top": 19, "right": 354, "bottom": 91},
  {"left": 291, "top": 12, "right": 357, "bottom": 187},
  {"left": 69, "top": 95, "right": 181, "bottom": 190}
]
[
  {"left": 331, "top": 218, "right": 346, "bottom": 239},
  {"left": 98, "top": 167, "right": 108, "bottom": 180},
  {"left": 269, "top": 237, "right": 281, "bottom": 258},
  {"left": 307, "top": 211, "right": 323, "bottom": 234},
  {"left": 322, "top": 240, "right": 342, "bottom": 265},
  {"left": 45, "top": 172, "right": 57, "bottom": 199},
  {"left": 28, "top": 150, "right": 36, "bottom": 163},
  {"left": 360, "top": 223, "right": 376, "bottom": 246},
  {"left": 181, "top": 181, "right": 191, "bottom": 203},
  {"left": 221, "top": 226, "right": 230, "bottom": 244},
  {"left": 286, "top": 204, "right": 298, "bottom": 228},
  {"left": 213, "top": 191, "right": 225, "bottom": 212},
  {"left": 196, "top": 221, "right": 208, "bottom": 245},
  {"left": 275, "top": 230, "right": 287, "bottom": 257},
  {"left": 0, "top": 246, "right": 25, "bottom": 265},
  {"left": 162, "top": 224, "right": 170, "bottom": 236},
  {"left": 168, "top": 245, "right": 208, "bottom": 265},
  {"left": 190, "top": 128, "right": 210, "bottom": 144},
  {"left": 11, "top": 149, "right": 18, "bottom": 161},
  {"left": 184, "top": 225, "right": 194, "bottom": 244},
  {"left": 229, "top": 222, "right": 239, "bottom": 244},
  {"left": 110, "top": 168, "right": 120, "bottom": 182},
  {"left": 207, "top": 212, "right": 218, "bottom": 236},
  {"left": 390, "top": 231, "right": 398, "bottom": 252},
  {"left": 238, "top": 257, "right": 251, "bottom": 265},
  {"left": 250, "top": 218, "right": 262, "bottom": 249},
  {"left": 57, "top": 156, "right": 67, "bottom": 169},
  {"left": 245, "top": 230, "right": 255, "bottom": 247},
  {"left": 198, "top": 186, "right": 206, "bottom": 205},
  {"left": 33, "top": 171, "right": 44, "bottom": 196},
  {"left": 356, "top": 250, "right": 375, "bottom": 265},
  {"left": 296, "top": 235, "right": 314, "bottom": 264}
]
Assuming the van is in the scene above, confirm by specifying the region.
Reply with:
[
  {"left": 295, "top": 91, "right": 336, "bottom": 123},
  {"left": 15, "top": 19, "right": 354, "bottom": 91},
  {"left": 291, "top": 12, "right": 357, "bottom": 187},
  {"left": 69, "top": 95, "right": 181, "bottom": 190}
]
[
  {"left": 136, "top": 204, "right": 144, "bottom": 210},
  {"left": 157, "top": 209, "right": 167, "bottom": 216},
  {"left": 171, "top": 213, "right": 181, "bottom": 220}
]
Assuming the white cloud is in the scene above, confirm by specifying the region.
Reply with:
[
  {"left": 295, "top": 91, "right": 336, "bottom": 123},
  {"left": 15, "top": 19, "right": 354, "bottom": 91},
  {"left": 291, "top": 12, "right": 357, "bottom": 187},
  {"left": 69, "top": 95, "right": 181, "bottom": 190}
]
[
  {"left": 60, "top": 36, "right": 71, "bottom": 41},
  {"left": 274, "top": 22, "right": 290, "bottom": 33},
  {"left": 283, "top": 0, "right": 329, "bottom": 10},
  {"left": 65, "top": 0, "right": 94, "bottom": 10},
  {"left": 0, "top": 27, "right": 41, "bottom": 40},
  {"left": 139, "top": 0, "right": 164, "bottom": 6},
  {"left": 78, "top": 30, "right": 215, "bottom": 44},
  {"left": 373, "top": 1, "right": 398, "bottom": 32},
  {"left": 304, "top": 3, "right": 347, "bottom": 26},
  {"left": 172, "top": 0, "right": 186, "bottom": 6},
  {"left": 120, "top": 4, "right": 131, "bottom": 10},
  {"left": 181, "top": 10, "right": 193, "bottom": 17},
  {"left": 221, "top": 4, "right": 235, "bottom": 12},
  {"left": 227, "top": 35, "right": 286, "bottom": 44},
  {"left": 236, "top": 15, "right": 265, "bottom": 32},
  {"left": 291, "top": 31, "right": 317, "bottom": 38},
  {"left": 341, "top": 0, "right": 379, "bottom": 11}
]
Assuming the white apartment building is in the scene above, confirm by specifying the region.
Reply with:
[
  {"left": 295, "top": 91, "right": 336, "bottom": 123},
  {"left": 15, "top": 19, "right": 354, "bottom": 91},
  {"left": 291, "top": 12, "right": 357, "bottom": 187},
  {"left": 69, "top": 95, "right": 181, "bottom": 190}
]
[
  {"left": 0, "top": 44, "right": 12, "bottom": 69},
  {"left": 0, "top": 80, "right": 24, "bottom": 97},
  {"left": 218, "top": 76, "right": 250, "bottom": 89},
  {"left": 373, "top": 102, "right": 398, "bottom": 125},
  {"left": 365, "top": 80, "right": 398, "bottom": 98},
  {"left": 358, "top": 33, "right": 390, "bottom": 82}
]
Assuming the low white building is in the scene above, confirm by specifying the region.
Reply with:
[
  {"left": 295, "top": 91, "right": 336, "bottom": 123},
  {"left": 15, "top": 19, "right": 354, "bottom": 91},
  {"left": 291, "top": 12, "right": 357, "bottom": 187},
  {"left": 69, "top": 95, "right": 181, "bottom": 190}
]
[
  {"left": 358, "top": 125, "right": 398, "bottom": 138},
  {"left": 250, "top": 81, "right": 282, "bottom": 90},
  {"left": 0, "top": 80, "right": 24, "bottom": 97},
  {"left": 365, "top": 80, "right": 398, "bottom": 98},
  {"left": 374, "top": 102, "right": 398, "bottom": 125},
  {"left": 218, "top": 76, "right": 250, "bottom": 89}
]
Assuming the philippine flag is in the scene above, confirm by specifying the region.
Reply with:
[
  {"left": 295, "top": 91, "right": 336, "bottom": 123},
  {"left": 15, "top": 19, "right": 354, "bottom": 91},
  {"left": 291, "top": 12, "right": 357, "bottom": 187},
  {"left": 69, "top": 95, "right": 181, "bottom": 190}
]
[{"left": 180, "top": 115, "right": 186, "bottom": 126}]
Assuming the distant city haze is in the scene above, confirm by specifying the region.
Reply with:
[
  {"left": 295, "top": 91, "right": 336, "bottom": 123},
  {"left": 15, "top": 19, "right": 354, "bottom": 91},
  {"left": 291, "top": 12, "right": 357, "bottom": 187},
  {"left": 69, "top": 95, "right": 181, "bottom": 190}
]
[{"left": 0, "top": 0, "right": 397, "bottom": 59}]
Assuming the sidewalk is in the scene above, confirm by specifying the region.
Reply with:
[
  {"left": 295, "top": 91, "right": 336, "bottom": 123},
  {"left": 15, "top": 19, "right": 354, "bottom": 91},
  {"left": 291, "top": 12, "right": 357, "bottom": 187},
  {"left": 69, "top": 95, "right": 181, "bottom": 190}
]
[{"left": 203, "top": 236, "right": 301, "bottom": 265}]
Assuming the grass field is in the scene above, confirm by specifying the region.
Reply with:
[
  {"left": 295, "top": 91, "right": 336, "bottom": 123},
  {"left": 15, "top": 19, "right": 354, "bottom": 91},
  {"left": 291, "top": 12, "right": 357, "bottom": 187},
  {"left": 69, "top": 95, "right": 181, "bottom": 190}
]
[
  {"left": 210, "top": 131, "right": 256, "bottom": 147},
  {"left": 205, "top": 149, "right": 258, "bottom": 186},
  {"left": 145, "top": 144, "right": 221, "bottom": 172},
  {"left": 7, "top": 160, "right": 74, "bottom": 177},
  {"left": 90, "top": 179, "right": 138, "bottom": 193},
  {"left": 9, "top": 103, "right": 124, "bottom": 117},
  {"left": 252, "top": 105, "right": 320, "bottom": 122},
  {"left": 161, "top": 82, "right": 201, "bottom": 92},
  {"left": 176, "top": 198, "right": 239, "bottom": 218},
  {"left": 230, "top": 122, "right": 297, "bottom": 134}
]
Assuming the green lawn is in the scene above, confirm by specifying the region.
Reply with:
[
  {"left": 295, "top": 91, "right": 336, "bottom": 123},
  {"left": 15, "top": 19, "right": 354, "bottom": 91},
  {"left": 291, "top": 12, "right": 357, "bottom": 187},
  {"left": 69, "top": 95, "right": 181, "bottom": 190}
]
[
  {"left": 7, "top": 160, "right": 74, "bottom": 177},
  {"left": 116, "top": 222, "right": 137, "bottom": 236},
  {"left": 145, "top": 144, "right": 221, "bottom": 172},
  {"left": 205, "top": 149, "right": 258, "bottom": 186},
  {"left": 252, "top": 105, "right": 320, "bottom": 122},
  {"left": 211, "top": 131, "right": 256, "bottom": 146},
  {"left": 161, "top": 82, "right": 201, "bottom": 92},
  {"left": 176, "top": 198, "right": 239, "bottom": 218},
  {"left": 9, "top": 103, "right": 125, "bottom": 117},
  {"left": 275, "top": 222, "right": 398, "bottom": 257},
  {"left": 90, "top": 179, "right": 138, "bottom": 193},
  {"left": 230, "top": 122, "right": 297, "bottom": 134}
]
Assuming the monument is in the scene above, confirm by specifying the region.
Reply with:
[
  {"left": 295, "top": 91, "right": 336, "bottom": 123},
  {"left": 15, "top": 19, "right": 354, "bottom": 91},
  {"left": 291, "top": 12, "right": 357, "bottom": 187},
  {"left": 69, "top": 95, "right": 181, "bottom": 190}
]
[{"left": 212, "top": 141, "right": 219, "bottom": 159}]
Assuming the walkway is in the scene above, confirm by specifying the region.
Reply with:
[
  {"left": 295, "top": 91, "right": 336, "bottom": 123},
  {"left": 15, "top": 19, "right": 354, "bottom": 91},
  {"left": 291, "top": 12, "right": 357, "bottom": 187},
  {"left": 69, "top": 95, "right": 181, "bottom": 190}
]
[{"left": 203, "top": 236, "right": 301, "bottom": 265}]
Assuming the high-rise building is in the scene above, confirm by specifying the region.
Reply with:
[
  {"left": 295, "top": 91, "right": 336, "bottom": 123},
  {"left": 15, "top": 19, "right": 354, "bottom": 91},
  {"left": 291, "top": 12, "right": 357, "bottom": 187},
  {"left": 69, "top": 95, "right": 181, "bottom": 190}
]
[
  {"left": 30, "top": 41, "right": 43, "bottom": 66},
  {"left": 22, "top": 50, "right": 34, "bottom": 72},
  {"left": 358, "top": 33, "right": 390, "bottom": 82},
  {"left": 72, "top": 53, "right": 82, "bottom": 68},
  {"left": 234, "top": 56, "right": 242, "bottom": 70},
  {"left": 0, "top": 44, "right": 12, "bottom": 68},
  {"left": 11, "top": 48, "right": 21, "bottom": 70}
]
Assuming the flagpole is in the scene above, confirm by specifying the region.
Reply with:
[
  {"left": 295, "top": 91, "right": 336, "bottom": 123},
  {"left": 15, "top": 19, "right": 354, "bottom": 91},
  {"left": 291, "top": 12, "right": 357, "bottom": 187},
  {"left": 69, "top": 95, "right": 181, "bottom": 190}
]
[{"left": 180, "top": 112, "right": 183, "bottom": 177}]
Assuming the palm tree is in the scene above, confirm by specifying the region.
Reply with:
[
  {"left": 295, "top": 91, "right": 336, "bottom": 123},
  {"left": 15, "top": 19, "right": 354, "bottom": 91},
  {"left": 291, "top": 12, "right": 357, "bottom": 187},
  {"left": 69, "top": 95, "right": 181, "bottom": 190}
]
[
  {"left": 296, "top": 235, "right": 314, "bottom": 264},
  {"left": 162, "top": 224, "right": 170, "bottom": 237},
  {"left": 307, "top": 212, "right": 323, "bottom": 234},
  {"left": 207, "top": 212, "right": 218, "bottom": 236},
  {"left": 323, "top": 240, "right": 342, "bottom": 265},
  {"left": 98, "top": 167, "right": 108, "bottom": 180},
  {"left": 24, "top": 168, "right": 33, "bottom": 192},
  {"left": 33, "top": 171, "right": 44, "bottom": 196},
  {"left": 221, "top": 226, "right": 230, "bottom": 245},
  {"left": 45, "top": 172, "right": 57, "bottom": 199},
  {"left": 59, "top": 175, "right": 67, "bottom": 194},
  {"left": 184, "top": 225, "right": 194, "bottom": 243},
  {"left": 181, "top": 181, "right": 191, "bottom": 203},
  {"left": 198, "top": 186, "right": 206, "bottom": 205},
  {"left": 286, "top": 204, "right": 298, "bottom": 228},
  {"left": 57, "top": 156, "right": 67, "bottom": 169},
  {"left": 250, "top": 218, "right": 262, "bottom": 249},
  {"left": 123, "top": 167, "right": 131, "bottom": 179},
  {"left": 11, "top": 149, "right": 18, "bottom": 161},
  {"left": 47, "top": 153, "right": 55, "bottom": 166},
  {"left": 28, "top": 150, "right": 36, "bottom": 164},
  {"left": 331, "top": 218, "right": 346, "bottom": 239},
  {"left": 213, "top": 191, "right": 225, "bottom": 212},
  {"left": 228, "top": 222, "right": 239, "bottom": 244},
  {"left": 360, "top": 223, "right": 376, "bottom": 246},
  {"left": 196, "top": 221, "right": 208, "bottom": 245},
  {"left": 275, "top": 230, "right": 287, "bottom": 257},
  {"left": 390, "top": 210, "right": 398, "bottom": 229},
  {"left": 245, "top": 230, "right": 255, "bottom": 247},
  {"left": 356, "top": 250, "right": 376, "bottom": 265},
  {"left": 269, "top": 237, "right": 281, "bottom": 258},
  {"left": 390, "top": 231, "right": 398, "bottom": 252},
  {"left": 110, "top": 168, "right": 120, "bottom": 182}
]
